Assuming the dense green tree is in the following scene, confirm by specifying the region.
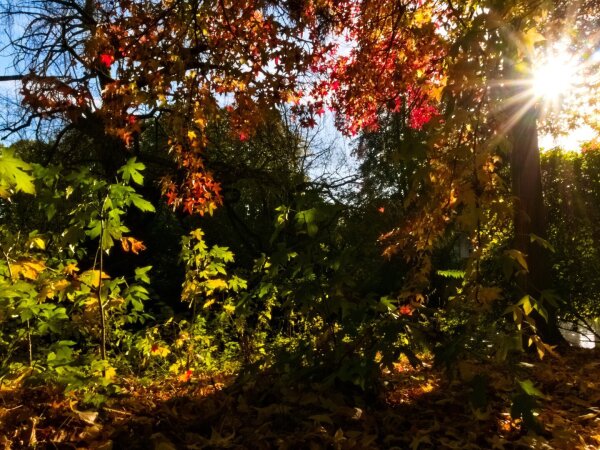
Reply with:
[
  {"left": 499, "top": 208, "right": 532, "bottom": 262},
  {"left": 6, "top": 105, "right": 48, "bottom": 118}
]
[{"left": 542, "top": 144, "right": 600, "bottom": 334}]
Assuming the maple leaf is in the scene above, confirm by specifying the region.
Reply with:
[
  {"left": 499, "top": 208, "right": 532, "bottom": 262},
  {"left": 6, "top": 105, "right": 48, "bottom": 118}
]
[
  {"left": 121, "top": 237, "right": 146, "bottom": 254},
  {"left": 63, "top": 263, "right": 80, "bottom": 276},
  {"left": 11, "top": 259, "right": 46, "bottom": 280},
  {"left": 99, "top": 53, "right": 115, "bottom": 68},
  {"left": 118, "top": 157, "right": 145, "bottom": 185},
  {"left": 178, "top": 369, "right": 193, "bottom": 382},
  {"left": 80, "top": 270, "right": 110, "bottom": 289},
  {"left": 0, "top": 149, "right": 36, "bottom": 197},
  {"left": 150, "top": 344, "right": 170, "bottom": 357},
  {"left": 165, "top": 189, "right": 178, "bottom": 206}
]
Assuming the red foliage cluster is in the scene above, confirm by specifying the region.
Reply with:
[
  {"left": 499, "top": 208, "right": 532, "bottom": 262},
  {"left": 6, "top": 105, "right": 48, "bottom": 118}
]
[
  {"left": 18, "top": 0, "right": 448, "bottom": 216},
  {"left": 99, "top": 53, "right": 115, "bottom": 68},
  {"left": 165, "top": 172, "right": 222, "bottom": 217}
]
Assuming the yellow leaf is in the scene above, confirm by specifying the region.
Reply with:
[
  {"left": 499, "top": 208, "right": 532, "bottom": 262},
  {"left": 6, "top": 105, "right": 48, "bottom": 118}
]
[
  {"left": 54, "top": 279, "right": 70, "bottom": 291},
  {"left": 205, "top": 279, "right": 228, "bottom": 291},
  {"left": 178, "top": 369, "right": 193, "bottom": 382},
  {"left": 430, "top": 85, "right": 445, "bottom": 102},
  {"left": 80, "top": 270, "right": 110, "bottom": 288},
  {"left": 414, "top": 9, "right": 432, "bottom": 26},
  {"left": 150, "top": 344, "right": 171, "bottom": 357},
  {"left": 28, "top": 237, "right": 46, "bottom": 250},
  {"left": 39, "top": 279, "right": 71, "bottom": 299},
  {"left": 12, "top": 259, "right": 46, "bottom": 280},
  {"left": 523, "top": 28, "right": 545, "bottom": 52},
  {"left": 175, "top": 332, "right": 188, "bottom": 348},
  {"left": 187, "top": 130, "right": 197, "bottom": 140},
  {"left": 421, "top": 382, "right": 435, "bottom": 393},
  {"left": 191, "top": 228, "right": 204, "bottom": 241},
  {"left": 63, "top": 263, "right": 79, "bottom": 275},
  {"left": 104, "top": 366, "right": 117, "bottom": 380},
  {"left": 194, "top": 116, "right": 207, "bottom": 128},
  {"left": 203, "top": 298, "right": 215, "bottom": 309}
]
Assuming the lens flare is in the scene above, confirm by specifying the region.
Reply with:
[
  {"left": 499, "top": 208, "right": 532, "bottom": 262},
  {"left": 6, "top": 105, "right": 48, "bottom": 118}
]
[{"left": 532, "top": 52, "right": 577, "bottom": 100}]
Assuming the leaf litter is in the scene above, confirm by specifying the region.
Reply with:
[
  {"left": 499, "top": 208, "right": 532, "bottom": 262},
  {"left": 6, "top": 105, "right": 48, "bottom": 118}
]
[{"left": 1, "top": 348, "right": 599, "bottom": 449}]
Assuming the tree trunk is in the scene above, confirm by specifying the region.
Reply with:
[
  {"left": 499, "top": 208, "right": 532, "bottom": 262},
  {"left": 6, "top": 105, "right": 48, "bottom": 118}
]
[{"left": 509, "top": 107, "right": 564, "bottom": 345}]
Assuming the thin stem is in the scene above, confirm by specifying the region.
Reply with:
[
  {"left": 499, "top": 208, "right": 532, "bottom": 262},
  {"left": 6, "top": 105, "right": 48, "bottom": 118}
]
[
  {"left": 92, "top": 194, "right": 110, "bottom": 367},
  {"left": 27, "top": 320, "right": 33, "bottom": 367},
  {"left": 186, "top": 298, "right": 197, "bottom": 371},
  {"left": 97, "top": 214, "right": 107, "bottom": 362}
]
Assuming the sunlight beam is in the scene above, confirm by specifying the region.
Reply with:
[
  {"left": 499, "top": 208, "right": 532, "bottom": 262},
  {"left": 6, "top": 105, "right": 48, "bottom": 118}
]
[{"left": 532, "top": 52, "right": 577, "bottom": 100}]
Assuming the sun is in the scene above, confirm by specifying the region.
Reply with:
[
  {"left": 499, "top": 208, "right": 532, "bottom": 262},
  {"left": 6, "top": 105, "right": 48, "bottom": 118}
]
[
  {"left": 531, "top": 50, "right": 578, "bottom": 101},
  {"left": 528, "top": 42, "right": 599, "bottom": 152}
]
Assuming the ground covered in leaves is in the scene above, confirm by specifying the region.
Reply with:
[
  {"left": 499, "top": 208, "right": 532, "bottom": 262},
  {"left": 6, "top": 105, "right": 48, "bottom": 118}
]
[{"left": 1, "top": 348, "right": 599, "bottom": 449}]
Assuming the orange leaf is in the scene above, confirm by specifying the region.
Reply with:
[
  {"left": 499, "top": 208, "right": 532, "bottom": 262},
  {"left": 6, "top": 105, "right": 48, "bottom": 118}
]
[
  {"left": 121, "top": 237, "right": 146, "bottom": 254},
  {"left": 178, "top": 369, "right": 193, "bottom": 382},
  {"left": 399, "top": 305, "right": 414, "bottom": 316}
]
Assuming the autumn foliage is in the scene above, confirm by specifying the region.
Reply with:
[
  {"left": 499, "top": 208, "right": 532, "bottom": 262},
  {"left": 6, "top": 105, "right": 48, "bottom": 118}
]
[
  {"left": 1, "top": 0, "right": 600, "bottom": 446},
  {"left": 15, "top": 0, "right": 449, "bottom": 218}
]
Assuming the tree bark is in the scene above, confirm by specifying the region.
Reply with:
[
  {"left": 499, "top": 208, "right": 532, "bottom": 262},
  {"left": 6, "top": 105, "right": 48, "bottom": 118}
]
[{"left": 509, "top": 107, "right": 564, "bottom": 345}]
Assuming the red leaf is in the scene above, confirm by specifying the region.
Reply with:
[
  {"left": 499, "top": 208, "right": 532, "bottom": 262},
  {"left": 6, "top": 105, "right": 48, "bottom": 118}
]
[
  {"left": 399, "top": 305, "right": 414, "bottom": 316},
  {"left": 99, "top": 53, "right": 115, "bottom": 68}
]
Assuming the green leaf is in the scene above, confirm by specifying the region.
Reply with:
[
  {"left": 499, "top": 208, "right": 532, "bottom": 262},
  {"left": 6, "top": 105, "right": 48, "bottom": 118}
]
[
  {"left": 511, "top": 379, "right": 547, "bottom": 433},
  {"left": 210, "top": 246, "right": 234, "bottom": 263},
  {"left": 130, "top": 193, "right": 156, "bottom": 212},
  {"left": 295, "top": 208, "right": 319, "bottom": 237},
  {"left": 518, "top": 379, "right": 546, "bottom": 399},
  {"left": 86, "top": 220, "right": 102, "bottom": 239},
  {"left": 505, "top": 249, "right": 528, "bottom": 272},
  {"left": 530, "top": 234, "right": 555, "bottom": 253},
  {"left": 511, "top": 392, "right": 542, "bottom": 432},
  {"left": 134, "top": 266, "right": 152, "bottom": 284},
  {"left": 118, "top": 157, "right": 145, "bottom": 185},
  {"left": 436, "top": 269, "right": 465, "bottom": 279},
  {"left": 228, "top": 275, "right": 247, "bottom": 292},
  {"left": 101, "top": 227, "right": 115, "bottom": 250},
  {"left": 518, "top": 295, "right": 533, "bottom": 315},
  {"left": 0, "top": 149, "right": 36, "bottom": 196}
]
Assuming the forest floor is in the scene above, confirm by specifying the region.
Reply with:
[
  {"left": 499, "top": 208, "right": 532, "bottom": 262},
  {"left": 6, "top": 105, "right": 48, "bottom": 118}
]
[{"left": 1, "top": 348, "right": 599, "bottom": 449}]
